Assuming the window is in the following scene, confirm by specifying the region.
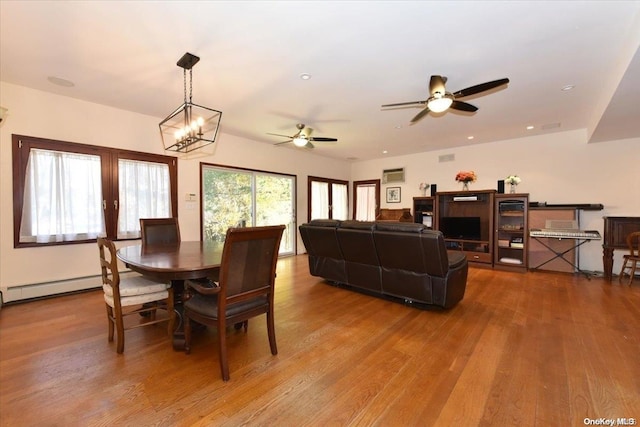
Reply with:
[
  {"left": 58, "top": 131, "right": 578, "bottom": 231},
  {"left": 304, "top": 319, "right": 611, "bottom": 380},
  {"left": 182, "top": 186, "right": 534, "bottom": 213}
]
[
  {"left": 12, "top": 135, "right": 177, "bottom": 247},
  {"left": 308, "top": 176, "right": 349, "bottom": 221}
]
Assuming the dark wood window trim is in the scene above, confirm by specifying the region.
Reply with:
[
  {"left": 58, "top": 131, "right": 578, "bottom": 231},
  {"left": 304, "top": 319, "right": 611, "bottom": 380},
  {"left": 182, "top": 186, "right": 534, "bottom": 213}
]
[
  {"left": 307, "top": 176, "right": 349, "bottom": 222},
  {"left": 12, "top": 134, "right": 178, "bottom": 248}
]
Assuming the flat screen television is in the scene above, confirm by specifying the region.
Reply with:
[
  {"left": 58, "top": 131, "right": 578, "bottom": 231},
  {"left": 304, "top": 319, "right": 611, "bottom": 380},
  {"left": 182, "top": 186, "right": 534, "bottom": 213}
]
[{"left": 440, "top": 216, "right": 481, "bottom": 240}]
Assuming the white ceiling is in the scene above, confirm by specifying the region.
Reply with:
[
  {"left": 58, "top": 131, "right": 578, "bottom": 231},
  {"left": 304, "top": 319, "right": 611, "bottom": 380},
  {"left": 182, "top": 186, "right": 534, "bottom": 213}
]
[{"left": 1, "top": 1, "right": 639, "bottom": 161}]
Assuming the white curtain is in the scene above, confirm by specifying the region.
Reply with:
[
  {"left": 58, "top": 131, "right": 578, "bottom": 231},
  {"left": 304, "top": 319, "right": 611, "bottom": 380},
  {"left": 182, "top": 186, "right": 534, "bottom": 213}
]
[
  {"left": 332, "top": 183, "right": 348, "bottom": 220},
  {"left": 311, "top": 181, "right": 329, "bottom": 220},
  {"left": 356, "top": 185, "right": 377, "bottom": 221},
  {"left": 20, "top": 148, "right": 105, "bottom": 243},
  {"left": 117, "top": 159, "right": 171, "bottom": 239}
]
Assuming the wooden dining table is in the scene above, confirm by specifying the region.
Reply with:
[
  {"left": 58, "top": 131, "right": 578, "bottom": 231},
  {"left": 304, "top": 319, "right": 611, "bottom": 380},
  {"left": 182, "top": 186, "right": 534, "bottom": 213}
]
[
  {"left": 116, "top": 240, "right": 223, "bottom": 282},
  {"left": 116, "top": 241, "right": 223, "bottom": 349}
]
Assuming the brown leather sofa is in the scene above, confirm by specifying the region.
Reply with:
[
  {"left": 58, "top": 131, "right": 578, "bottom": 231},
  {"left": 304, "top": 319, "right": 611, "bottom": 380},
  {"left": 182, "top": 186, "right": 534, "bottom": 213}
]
[{"left": 299, "top": 219, "right": 468, "bottom": 309}]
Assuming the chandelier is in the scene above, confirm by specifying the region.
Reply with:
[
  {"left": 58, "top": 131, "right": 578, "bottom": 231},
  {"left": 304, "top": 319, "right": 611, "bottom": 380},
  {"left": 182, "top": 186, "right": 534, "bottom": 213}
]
[{"left": 159, "top": 52, "right": 222, "bottom": 153}]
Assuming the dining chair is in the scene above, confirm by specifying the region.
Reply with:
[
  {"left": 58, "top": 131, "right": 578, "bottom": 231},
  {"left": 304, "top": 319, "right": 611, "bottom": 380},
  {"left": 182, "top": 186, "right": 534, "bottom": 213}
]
[
  {"left": 183, "top": 225, "right": 285, "bottom": 381},
  {"left": 139, "top": 217, "right": 180, "bottom": 245},
  {"left": 619, "top": 231, "right": 640, "bottom": 285},
  {"left": 97, "top": 237, "right": 175, "bottom": 353}
]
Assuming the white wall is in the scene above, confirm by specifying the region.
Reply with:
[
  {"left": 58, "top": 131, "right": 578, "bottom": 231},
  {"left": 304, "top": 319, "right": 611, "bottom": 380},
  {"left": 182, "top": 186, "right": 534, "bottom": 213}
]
[
  {"left": 351, "top": 130, "right": 640, "bottom": 272},
  {"left": 0, "top": 82, "right": 349, "bottom": 300},
  {"left": 1, "top": 81, "right": 638, "bottom": 301}
]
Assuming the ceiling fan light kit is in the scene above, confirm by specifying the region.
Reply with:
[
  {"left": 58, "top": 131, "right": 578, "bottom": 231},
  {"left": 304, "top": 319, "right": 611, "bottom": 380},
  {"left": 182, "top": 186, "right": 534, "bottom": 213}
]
[
  {"left": 427, "top": 94, "right": 453, "bottom": 113},
  {"left": 159, "top": 52, "right": 222, "bottom": 154},
  {"left": 293, "top": 137, "right": 308, "bottom": 147},
  {"left": 382, "top": 75, "right": 509, "bottom": 123}
]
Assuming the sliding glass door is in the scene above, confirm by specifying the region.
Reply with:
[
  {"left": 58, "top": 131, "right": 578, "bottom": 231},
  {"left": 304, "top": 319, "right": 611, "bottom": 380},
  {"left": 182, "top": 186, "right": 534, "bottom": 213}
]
[{"left": 201, "top": 165, "right": 295, "bottom": 255}]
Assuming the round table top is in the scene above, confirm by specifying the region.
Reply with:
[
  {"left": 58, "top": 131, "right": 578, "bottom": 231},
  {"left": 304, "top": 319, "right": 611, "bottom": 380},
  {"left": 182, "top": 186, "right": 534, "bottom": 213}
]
[{"left": 117, "top": 241, "right": 223, "bottom": 280}]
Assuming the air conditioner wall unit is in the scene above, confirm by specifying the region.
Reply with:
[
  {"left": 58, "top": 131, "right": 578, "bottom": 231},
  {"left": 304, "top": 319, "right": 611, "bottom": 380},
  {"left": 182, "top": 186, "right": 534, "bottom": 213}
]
[{"left": 382, "top": 167, "right": 405, "bottom": 183}]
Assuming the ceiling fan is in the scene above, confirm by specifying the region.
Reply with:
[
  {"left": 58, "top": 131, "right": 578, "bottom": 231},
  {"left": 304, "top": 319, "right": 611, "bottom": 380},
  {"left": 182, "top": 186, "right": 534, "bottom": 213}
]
[
  {"left": 382, "top": 75, "right": 510, "bottom": 124},
  {"left": 268, "top": 123, "right": 338, "bottom": 149}
]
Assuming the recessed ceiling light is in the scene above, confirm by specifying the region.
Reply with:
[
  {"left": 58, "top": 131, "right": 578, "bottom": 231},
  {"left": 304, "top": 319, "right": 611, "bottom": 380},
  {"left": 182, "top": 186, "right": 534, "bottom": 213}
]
[
  {"left": 382, "top": 150, "right": 388, "bottom": 154},
  {"left": 561, "top": 85, "right": 575, "bottom": 91},
  {"left": 526, "top": 125, "right": 534, "bottom": 130},
  {"left": 395, "top": 125, "right": 402, "bottom": 129},
  {"left": 299, "top": 73, "right": 311, "bottom": 80},
  {"left": 467, "top": 136, "right": 474, "bottom": 140},
  {"left": 47, "top": 76, "right": 75, "bottom": 87}
]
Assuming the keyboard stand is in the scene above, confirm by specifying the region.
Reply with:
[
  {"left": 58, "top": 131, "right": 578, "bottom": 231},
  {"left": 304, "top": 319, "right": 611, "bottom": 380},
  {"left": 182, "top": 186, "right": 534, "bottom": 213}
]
[{"left": 530, "top": 236, "right": 593, "bottom": 279}]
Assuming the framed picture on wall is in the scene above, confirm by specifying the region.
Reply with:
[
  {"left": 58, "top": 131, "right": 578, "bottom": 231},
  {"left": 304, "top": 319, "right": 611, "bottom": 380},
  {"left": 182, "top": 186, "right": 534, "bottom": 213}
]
[{"left": 386, "top": 187, "right": 401, "bottom": 203}]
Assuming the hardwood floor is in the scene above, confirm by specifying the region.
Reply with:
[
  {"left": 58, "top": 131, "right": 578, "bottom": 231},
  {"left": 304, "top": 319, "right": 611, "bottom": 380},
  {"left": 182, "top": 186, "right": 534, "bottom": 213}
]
[{"left": 1, "top": 255, "right": 639, "bottom": 426}]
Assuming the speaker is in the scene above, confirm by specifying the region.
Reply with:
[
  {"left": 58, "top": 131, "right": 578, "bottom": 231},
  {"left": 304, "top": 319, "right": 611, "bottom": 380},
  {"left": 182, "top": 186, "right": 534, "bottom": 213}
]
[
  {"left": 497, "top": 180, "right": 505, "bottom": 193},
  {"left": 430, "top": 184, "right": 437, "bottom": 196}
]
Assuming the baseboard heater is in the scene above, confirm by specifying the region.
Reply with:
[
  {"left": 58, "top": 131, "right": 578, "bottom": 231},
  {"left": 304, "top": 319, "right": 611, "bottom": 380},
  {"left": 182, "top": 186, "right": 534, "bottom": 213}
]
[{"left": 0, "top": 270, "right": 137, "bottom": 305}]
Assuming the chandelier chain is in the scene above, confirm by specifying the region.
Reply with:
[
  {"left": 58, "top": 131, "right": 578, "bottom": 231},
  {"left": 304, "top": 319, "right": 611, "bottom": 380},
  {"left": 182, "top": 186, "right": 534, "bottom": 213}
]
[
  {"left": 182, "top": 69, "right": 187, "bottom": 104},
  {"left": 189, "top": 69, "right": 193, "bottom": 103}
]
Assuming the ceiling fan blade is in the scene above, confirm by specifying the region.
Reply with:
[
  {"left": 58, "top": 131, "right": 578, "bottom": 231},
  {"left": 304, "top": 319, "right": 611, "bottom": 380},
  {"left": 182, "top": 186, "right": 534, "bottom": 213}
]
[
  {"left": 267, "top": 132, "right": 294, "bottom": 139},
  {"left": 429, "top": 75, "right": 447, "bottom": 96},
  {"left": 309, "top": 137, "right": 338, "bottom": 142},
  {"left": 452, "top": 78, "right": 510, "bottom": 98},
  {"left": 410, "top": 106, "right": 431, "bottom": 123},
  {"left": 305, "top": 142, "right": 315, "bottom": 149},
  {"left": 450, "top": 100, "right": 478, "bottom": 112},
  {"left": 274, "top": 140, "right": 292, "bottom": 146},
  {"left": 381, "top": 100, "right": 426, "bottom": 108}
]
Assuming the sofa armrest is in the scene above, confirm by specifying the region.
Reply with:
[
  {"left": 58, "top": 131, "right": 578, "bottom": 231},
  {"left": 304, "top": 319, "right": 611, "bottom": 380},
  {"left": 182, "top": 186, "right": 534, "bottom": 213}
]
[{"left": 448, "top": 251, "right": 467, "bottom": 269}]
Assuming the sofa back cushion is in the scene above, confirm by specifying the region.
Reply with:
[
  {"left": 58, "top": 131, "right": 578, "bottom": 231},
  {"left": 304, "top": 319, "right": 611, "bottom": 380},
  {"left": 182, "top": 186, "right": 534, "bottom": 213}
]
[
  {"left": 336, "top": 220, "right": 381, "bottom": 292},
  {"left": 373, "top": 222, "right": 433, "bottom": 302},
  {"left": 373, "top": 222, "right": 427, "bottom": 272}
]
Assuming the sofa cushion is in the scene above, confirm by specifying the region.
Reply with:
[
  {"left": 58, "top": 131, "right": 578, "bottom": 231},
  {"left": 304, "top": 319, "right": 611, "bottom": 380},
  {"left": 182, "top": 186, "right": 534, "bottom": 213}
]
[
  {"left": 340, "top": 220, "right": 376, "bottom": 230},
  {"left": 309, "top": 219, "right": 341, "bottom": 227},
  {"left": 375, "top": 222, "right": 424, "bottom": 233},
  {"left": 336, "top": 221, "right": 381, "bottom": 292}
]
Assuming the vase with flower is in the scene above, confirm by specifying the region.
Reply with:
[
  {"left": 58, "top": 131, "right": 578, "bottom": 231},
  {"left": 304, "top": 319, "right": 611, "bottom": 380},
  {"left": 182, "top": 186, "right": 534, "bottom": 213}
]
[
  {"left": 418, "top": 182, "right": 430, "bottom": 196},
  {"left": 455, "top": 171, "right": 477, "bottom": 191},
  {"left": 505, "top": 175, "right": 521, "bottom": 193}
]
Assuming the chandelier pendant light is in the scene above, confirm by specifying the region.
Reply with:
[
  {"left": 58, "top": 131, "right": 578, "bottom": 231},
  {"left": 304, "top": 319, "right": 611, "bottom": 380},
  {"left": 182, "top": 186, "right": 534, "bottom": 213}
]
[{"left": 159, "top": 52, "right": 222, "bottom": 153}]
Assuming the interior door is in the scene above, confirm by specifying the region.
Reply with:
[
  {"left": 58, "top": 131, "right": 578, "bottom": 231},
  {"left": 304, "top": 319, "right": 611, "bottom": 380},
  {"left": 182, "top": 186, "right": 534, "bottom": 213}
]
[{"left": 353, "top": 179, "right": 380, "bottom": 220}]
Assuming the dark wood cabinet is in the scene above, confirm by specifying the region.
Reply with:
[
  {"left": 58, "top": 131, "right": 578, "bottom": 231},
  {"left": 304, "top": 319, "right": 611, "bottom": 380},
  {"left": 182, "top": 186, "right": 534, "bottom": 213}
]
[
  {"left": 412, "top": 196, "right": 435, "bottom": 229},
  {"left": 437, "top": 190, "right": 495, "bottom": 266},
  {"left": 494, "top": 194, "right": 529, "bottom": 272}
]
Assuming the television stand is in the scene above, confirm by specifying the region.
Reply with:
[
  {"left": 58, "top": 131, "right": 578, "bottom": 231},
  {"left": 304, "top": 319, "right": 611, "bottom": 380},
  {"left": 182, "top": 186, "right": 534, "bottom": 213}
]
[{"left": 437, "top": 189, "right": 496, "bottom": 267}]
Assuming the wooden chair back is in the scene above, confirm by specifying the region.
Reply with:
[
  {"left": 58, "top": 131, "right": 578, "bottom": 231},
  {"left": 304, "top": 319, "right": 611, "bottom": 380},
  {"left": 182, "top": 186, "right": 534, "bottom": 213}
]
[
  {"left": 619, "top": 231, "right": 640, "bottom": 285},
  {"left": 627, "top": 231, "right": 640, "bottom": 257},
  {"left": 97, "top": 237, "right": 175, "bottom": 353},
  {"left": 140, "top": 217, "right": 180, "bottom": 245},
  {"left": 218, "top": 225, "right": 285, "bottom": 309}
]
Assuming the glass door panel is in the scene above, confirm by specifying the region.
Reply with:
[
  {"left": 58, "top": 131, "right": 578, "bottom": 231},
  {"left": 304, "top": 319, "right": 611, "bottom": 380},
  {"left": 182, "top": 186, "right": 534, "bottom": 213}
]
[
  {"left": 332, "top": 183, "right": 348, "bottom": 220},
  {"left": 202, "top": 168, "right": 252, "bottom": 249},
  {"left": 311, "top": 181, "right": 329, "bottom": 220},
  {"left": 255, "top": 173, "right": 295, "bottom": 255}
]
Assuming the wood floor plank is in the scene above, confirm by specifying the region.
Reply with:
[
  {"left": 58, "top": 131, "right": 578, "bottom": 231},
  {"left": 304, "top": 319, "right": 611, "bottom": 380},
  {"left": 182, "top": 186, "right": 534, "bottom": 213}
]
[{"left": 1, "top": 255, "right": 639, "bottom": 426}]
